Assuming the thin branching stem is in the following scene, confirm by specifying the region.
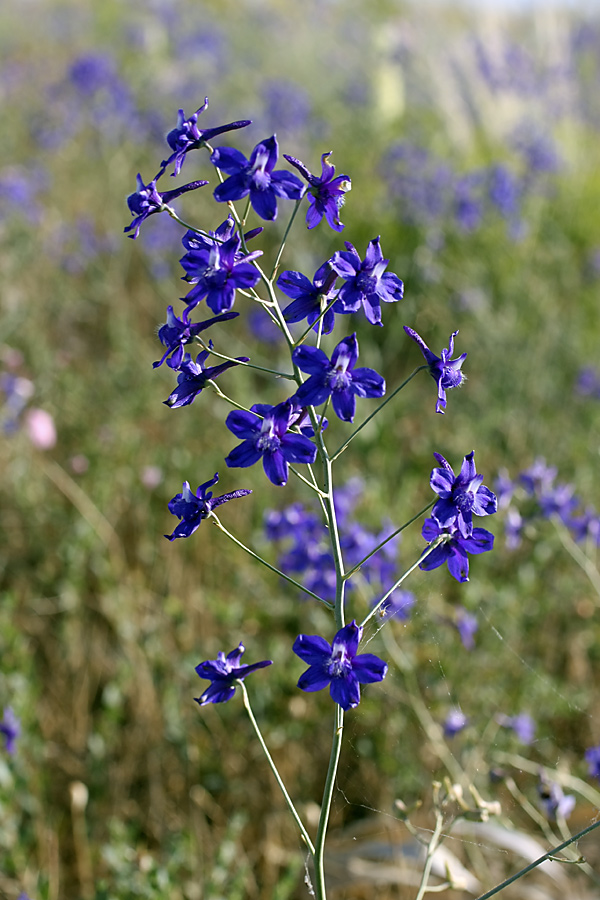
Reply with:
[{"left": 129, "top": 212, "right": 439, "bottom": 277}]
[{"left": 239, "top": 682, "right": 315, "bottom": 856}]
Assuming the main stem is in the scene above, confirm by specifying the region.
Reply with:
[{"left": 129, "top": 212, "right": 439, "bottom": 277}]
[
  {"left": 313, "top": 704, "right": 344, "bottom": 900},
  {"left": 311, "top": 432, "right": 347, "bottom": 900}
]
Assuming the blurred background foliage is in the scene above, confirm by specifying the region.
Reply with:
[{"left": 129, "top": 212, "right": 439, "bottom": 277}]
[{"left": 1, "top": 0, "right": 600, "bottom": 897}]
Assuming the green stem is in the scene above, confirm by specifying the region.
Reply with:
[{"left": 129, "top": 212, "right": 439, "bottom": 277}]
[
  {"left": 270, "top": 198, "right": 305, "bottom": 279},
  {"left": 196, "top": 338, "right": 295, "bottom": 380},
  {"left": 211, "top": 516, "right": 333, "bottom": 609},
  {"left": 330, "top": 366, "right": 427, "bottom": 461},
  {"left": 344, "top": 500, "right": 434, "bottom": 580},
  {"left": 360, "top": 538, "right": 445, "bottom": 628},
  {"left": 313, "top": 704, "right": 344, "bottom": 900},
  {"left": 239, "top": 681, "right": 315, "bottom": 856},
  {"left": 474, "top": 819, "right": 600, "bottom": 900}
]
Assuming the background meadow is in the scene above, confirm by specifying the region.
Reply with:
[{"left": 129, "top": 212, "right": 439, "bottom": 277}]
[{"left": 1, "top": 0, "right": 600, "bottom": 898}]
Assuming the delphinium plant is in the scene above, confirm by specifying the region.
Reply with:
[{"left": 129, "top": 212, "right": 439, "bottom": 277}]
[{"left": 124, "top": 98, "right": 506, "bottom": 898}]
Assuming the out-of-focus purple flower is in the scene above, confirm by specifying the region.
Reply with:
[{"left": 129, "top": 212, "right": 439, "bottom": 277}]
[
  {"left": 194, "top": 643, "right": 272, "bottom": 705},
  {"left": 162, "top": 99, "right": 251, "bottom": 176},
  {"left": 165, "top": 474, "right": 251, "bottom": 541},
  {"left": 68, "top": 53, "right": 117, "bottom": 95},
  {"left": 293, "top": 620, "right": 387, "bottom": 711},
  {"left": 284, "top": 151, "right": 351, "bottom": 231},
  {"left": 25, "top": 408, "right": 56, "bottom": 449},
  {"left": 505, "top": 506, "right": 524, "bottom": 549},
  {"left": 538, "top": 482, "right": 578, "bottom": 524},
  {"left": 430, "top": 452, "right": 497, "bottom": 538},
  {"left": 444, "top": 709, "right": 468, "bottom": 738},
  {"left": 292, "top": 333, "right": 385, "bottom": 423},
  {"left": 453, "top": 173, "right": 483, "bottom": 231},
  {"left": 277, "top": 261, "right": 339, "bottom": 335},
  {"left": 585, "top": 744, "right": 600, "bottom": 780},
  {"left": 576, "top": 367, "right": 600, "bottom": 399},
  {"left": 331, "top": 237, "right": 404, "bottom": 326},
  {"left": 225, "top": 399, "right": 317, "bottom": 486},
  {"left": 262, "top": 80, "right": 312, "bottom": 135},
  {"left": 1, "top": 372, "right": 34, "bottom": 433},
  {"left": 154, "top": 306, "right": 239, "bottom": 369},
  {"left": 495, "top": 469, "right": 516, "bottom": 509},
  {"left": 404, "top": 327, "right": 466, "bottom": 414},
  {"left": 164, "top": 348, "right": 248, "bottom": 409},
  {"left": 420, "top": 517, "right": 494, "bottom": 583},
  {"left": 211, "top": 135, "right": 305, "bottom": 221},
  {"left": 0, "top": 707, "right": 20, "bottom": 755},
  {"left": 519, "top": 458, "right": 557, "bottom": 496},
  {"left": 124, "top": 173, "right": 208, "bottom": 239},
  {"left": 455, "top": 607, "right": 478, "bottom": 650},
  {"left": 264, "top": 502, "right": 320, "bottom": 542},
  {"left": 488, "top": 164, "right": 521, "bottom": 219},
  {"left": 181, "top": 232, "right": 263, "bottom": 315},
  {"left": 570, "top": 508, "right": 600, "bottom": 544},
  {"left": 497, "top": 712, "right": 536, "bottom": 745},
  {"left": 537, "top": 772, "right": 575, "bottom": 820}
]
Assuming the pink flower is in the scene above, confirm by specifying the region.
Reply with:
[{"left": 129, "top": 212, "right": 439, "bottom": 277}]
[{"left": 25, "top": 408, "right": 56, "bottom": 449}]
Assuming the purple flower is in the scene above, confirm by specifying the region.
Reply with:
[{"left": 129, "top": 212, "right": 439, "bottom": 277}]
[
  {"left": 211, "top": 135, "right": 305, "bottom": 221},
  {"left": 585, "top": 744, "right": 600, "bottom": 779},
  {"left": 331, "top": 237, "right": 404, "bottom": 326},
  {"left": 164, "top": 348, "right": 249, "bottom": 409},
  {"left": 124, "top": 173, "right": 209, "bottom": 239},
  {"left": 194, "top": 643, "right": 272, "bottom": 706},
  {"left": 293, "top": 620, "right": 387, "bottom": 711},
  {"left": 153, "top": 307, "right": 239, "bottom": 369},
  {"left": 165, "top": 474, "right": 251, "bottom": 541},
  {"left": 181, "top": 232, "right": 263, "bottom": 315},
  {"left": 496, "top": 712, "right": 536, "bottom": 745},
  {"left": 519, "top": 458, "right": 557, "bottom": 496},
  {"left": 444, "top": 709, "right": 468, "bottom": 738},
  {"left": 420, "top": 517, "right": 494, "bottom": 583},
  {"left": 162, "top": 99, "right": 252, "bottom": 176},
  {"left": 284, "top": 151, "right": 351, "bottom": 231},
  {"left": 403, "top": 327, "right": 467, "bottom": 414},
  {"left": 225, "top": 399, "right": 317, "bottom": 486},
  {"left": 538, "top": 483, "right": 578, "bottom": 524},
  {"left": 455, "top": 607, "right": 478, "bottom": 650},
  {"left": 0, "top": 707, "right": 20, "bottom": 755},
  {"left": 537, "top": 772, "right": 575, "bottom": 820},
  {"left": 292, "top": 333, "right": 385, "bottom": 423},
  {"left": 277, "top": 261, "right": 339, "bottom": 335},
  {"left": 430, "top": 452, "right": 497, "bottom": 538}
]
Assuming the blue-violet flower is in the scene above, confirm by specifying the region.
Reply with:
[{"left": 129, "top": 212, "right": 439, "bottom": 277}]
[
  {"left": 181, "top": 232, "right": 263, "bottom": 315},
  {"left": 154, "top": 307, "right": 239, "bottom": 369},
  {"left": 194, "top": 643, "right": 272, "bottom": 705},
  {"left": 165, "top": 473, "right": 251, "bottom": 541},
  {"left": 162, "top": 99, "right": 252, "bottom": 177},
  {"left": 585, "top": 745, "right": 600, "bottom": 780},
  {"left": 420, "top": 517, "right": 494, "bottom": 582},
  {"left": 284, "top": 151, "right": 351, "bottom": 231},
  {"left": 292, "top": 333, "right": 385, "bottom": 422},
  {"left": 331, "top": 237, "right": 404, "bottom": 326},
  {"left": 164, "top": 348, "right": 249, "bottom": 408},
  {"left": 124, "top": 173, "right": 208, "bottom": 239},
  {"left": 537, "top": 772, "right": 575, "bottom": 820},
  {"left": 211, "top": 136, "right": 304, "bottom": 221},
  {"left": 277, "top": 261, "right": 339, "bottom": 335},
  {"left": 0, "top": 707, "right": 20, "bottom": 755},
  {"left": 293, "top": 620, "right": 387, "bottom": 711},
  {"left": 403, "top": 327, "right": 467, "bottom": 414},
  {"left": 430, "top": 451, "right": 497, "bottom": 538},
  {"left": 225, "top": 399, "right": 317, "bottom": 486}
]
